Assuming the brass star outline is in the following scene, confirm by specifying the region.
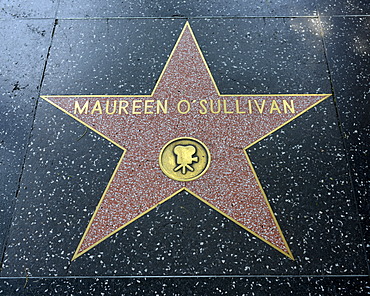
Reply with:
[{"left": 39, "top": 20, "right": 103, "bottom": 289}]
[{"left": 42, "top": 22, "right": 331, "bottom": 261}]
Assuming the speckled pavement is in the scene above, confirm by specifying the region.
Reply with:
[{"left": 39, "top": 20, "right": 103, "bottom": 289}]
[{"left": 0, "top": 1, "right": 369, "bottom": 295}]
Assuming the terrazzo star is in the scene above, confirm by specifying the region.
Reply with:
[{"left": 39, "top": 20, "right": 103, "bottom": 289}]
[{"left": 42, "top": 22, "right": 330, "bottom": 261}]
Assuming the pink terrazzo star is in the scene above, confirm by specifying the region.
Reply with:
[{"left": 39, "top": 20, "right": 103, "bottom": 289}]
[{"left": 42, "top": 22, "right": 330, "bottom": 260}]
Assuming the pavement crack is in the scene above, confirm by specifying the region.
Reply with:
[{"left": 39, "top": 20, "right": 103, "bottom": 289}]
[{"left": 0, "top": 17, "right": 59, "bottom": 277}]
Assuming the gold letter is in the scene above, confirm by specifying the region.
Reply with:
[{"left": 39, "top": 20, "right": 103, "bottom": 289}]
[
  {"left": 144, "top": 100, "right": 154, "bottom": 114},
  {"left": 118, "top": 100, "right": 128, "bottom": 114},
  {"left": 91, "top": 101, "right": 102, "bottom": 114},
  {"left": 223, "top": 100, "right": 233, "bottom": 114},
  {"left": 210, "top": 100, "right": 221, "bottom": 114},
  {"left": 132, "top": 100, "right": 142, "bottom": 114},
  {"left": 254, "top": 100, "right": 266, "bottom": 114},
  {"left": 235, "top": 99, "right": 246, "bottom": 114},
  {"left": 157, "top": 100, "right": 168, "bottom": 114},
  {"left": 177, "top": 100, "right": 191, "bottom": 114},
  {"left": 269, "top": 100, "right": 281, "bottom": 114},
  {"left": 74, "top": 100, "right": 89, "bottom": 114},
  {"left": 283, "top": 100, "right": 295, "bottom": 113},
  {"left": 248, "top": 100, "right": 252, "bottom": 114},
  {"left": 199, "top": 100, "right": 208, "bottom": 114},
  {"left": 105, "top": 100, "right": 117, "bottom": 115}
]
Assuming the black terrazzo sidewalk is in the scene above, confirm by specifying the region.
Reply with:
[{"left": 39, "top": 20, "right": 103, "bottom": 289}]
[{"left": 0, "top": 1, "right": 369, "bottom": 295}]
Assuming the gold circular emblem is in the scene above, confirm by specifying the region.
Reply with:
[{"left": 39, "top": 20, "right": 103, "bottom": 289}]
[{"left": 159, "top": 137, "right": 211, "bottom": 182}]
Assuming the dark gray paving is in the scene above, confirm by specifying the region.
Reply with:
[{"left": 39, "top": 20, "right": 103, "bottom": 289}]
[
  {"left": 0, "top": 277, "right": 369, "bottom": 295},
  {"left": 2, "top": 0, "right": 368, "bottom": 20},
  {"left": 0, "top": 19, "right": 54, "bottom": 259},
  {"left": 0, "top": 0, "right": 58, "bottom": 19},
  {"left": 41, "top": 18, "right": 332, "bottom": 95},
  {"left": 1, "top": 100, "right": 122, "bottom": 276},
  {"left": 190, "top": 18, "right": 331, "bottom": 94},
  {"left": 317, "top": 0, "right": 370, "bottom": 16},
  {"left": 66, "top": 156, "right": 366, "bottom": 276},
  {"left": 41, "top": 19, "right": 184, "bottom": 95},
  {"left": 57, "top": 0, "right": 316, "bottom": 18},
  {"left": 68, "top": 191, "right": 294, "bottom": 276},
  {"left": 321, "top": 16, "right": 370, "bottom": 263},
  {"left": 248, "top": 97, "right": 367, "bottom": 275}
]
